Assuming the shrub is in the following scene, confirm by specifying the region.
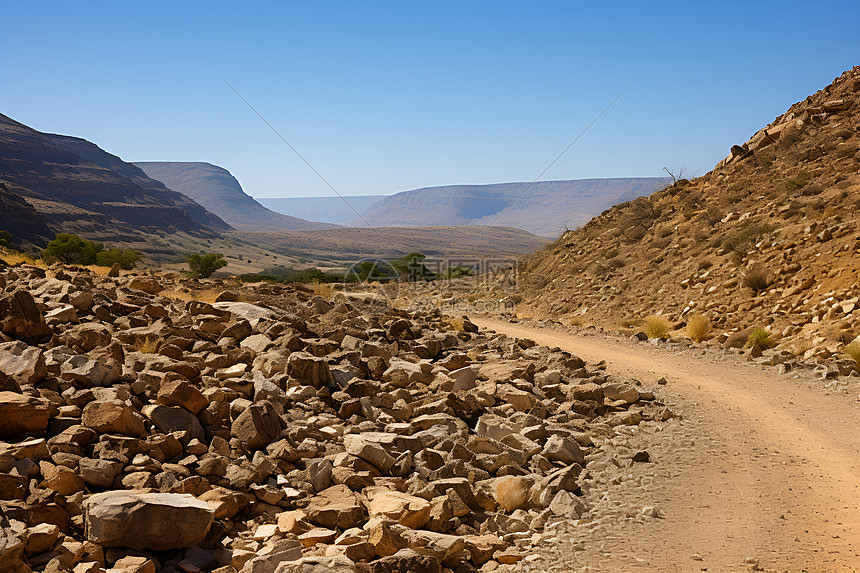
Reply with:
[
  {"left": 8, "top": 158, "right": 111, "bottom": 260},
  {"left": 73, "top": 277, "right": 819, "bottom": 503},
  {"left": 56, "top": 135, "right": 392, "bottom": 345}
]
[
  {"left": 743, "top": 265, "right": 772, "bottom": 294},
  {"left": 687, "top": 315, "right": 711, "bottom": 342},
  {"left": 0, "top": 230, "right": 13, "bottom": 249},
  {"left": 95, "top": 248, "right": 141, "bottom": 270},
  {"left": 42, "top": 233, "right": 102, "bottom": 265},
  {"left": 845, "top": 342, "right": 860, "bottom": 368},
  {"left": 747, "top": 328, "right": 775, "bottom": 350},
  {"left": 644, "top": 315, "right": 671, "bottom": 339},
  {"left": 186, "top": 253, "right": 228, "bottom": 278}
]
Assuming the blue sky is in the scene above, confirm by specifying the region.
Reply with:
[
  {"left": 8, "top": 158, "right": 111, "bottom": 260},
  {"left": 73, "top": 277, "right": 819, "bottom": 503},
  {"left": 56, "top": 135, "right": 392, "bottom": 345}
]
[{"left": 3, "top": 2, "right": 858, "bottom": 198}]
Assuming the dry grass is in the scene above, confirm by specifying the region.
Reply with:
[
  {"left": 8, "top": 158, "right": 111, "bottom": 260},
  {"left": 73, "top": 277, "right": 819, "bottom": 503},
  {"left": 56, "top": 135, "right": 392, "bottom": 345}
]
[
  {"left": 743, "top": 265, "right": 772, "bottom": 294},
  {"left": 132, "top": 336, "right": 159, "bottom": 354},
  {"left": 0, "top": 247, "right": 40, "bottom": 266},
  {"left": 845, "top": 341, "right": 860, "bottom": 368},
  {"left": 310, "top": 280, "right": 334, "bottom": 299},
  {"left": 644, "top": 315, "right": 671, "bottom": 339},
  {"left": 687, "top": 314, "right": 711, "bottom": 342}
]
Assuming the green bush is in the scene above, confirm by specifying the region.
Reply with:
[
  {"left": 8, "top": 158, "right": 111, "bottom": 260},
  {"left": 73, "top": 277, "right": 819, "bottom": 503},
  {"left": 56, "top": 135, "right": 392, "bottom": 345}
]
[
  {"left": 391, "top": 253, "right": 436, "bottom": 281},
  {"left": 42, "top": 233, "right": 102, "bottom": 265},
  {"left": 747, "top": 328, "right": 775, "bottom": 350},
  {"left": 96, "top": 248, "right": 142, "bottom": 270},
  {"left": 187, "top": 253, "right": 228, "bottom": 278},
  {"left": 0, "top": 230, "right": 13, "bottom": 249}
]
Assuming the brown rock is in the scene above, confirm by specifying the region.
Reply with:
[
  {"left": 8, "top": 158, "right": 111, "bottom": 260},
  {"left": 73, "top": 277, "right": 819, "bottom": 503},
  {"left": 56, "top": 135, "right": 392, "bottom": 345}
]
[
  {"left": 542, "top": 434, "right": 585, "bottom": 465},
  {"left": 463, "top": 534, "right": 507, "bottom": 566},
  {"left": 39, "top": 462, "right": 85, "bottom": 496},
  {"left": 0, "top": 290, "right": 52, "bottom": 344},
  {"left": 287, "top": 351, "right": 334, "bottom": 389},
  {"left": 365, "top": 488, "right": 431, "bottom": 529},
  {"left": 231, "top": 401, "right": 282, "bottom": 451},
  {"left": 0, "top": 391, "right": 52, "bottom": 438},
  {"left": 25, "top": 522, "right": 59, "bottom": 555},
  {"left": 370, "top": 548, "right": 440, "bottom": 573},
  {"left": 81, "top": 401, "right": 146, "bottom": 438},
  {"left": 0, "top": 341, "right": 47, "bottom": 385},
  {"left": 157, "top": 380, "right": 208, "bottom": 415},
  {"left": 304, "top": 485, "right": 365, "bottom": 530},
  {"left": 83, "top": 490, "right": 214, "bottom": 551}
]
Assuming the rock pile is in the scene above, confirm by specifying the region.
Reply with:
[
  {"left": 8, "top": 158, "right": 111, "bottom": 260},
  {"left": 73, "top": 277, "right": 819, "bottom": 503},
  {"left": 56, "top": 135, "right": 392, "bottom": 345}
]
[{"left": 0, "top": 264, "right": 665, "bottom": 572}]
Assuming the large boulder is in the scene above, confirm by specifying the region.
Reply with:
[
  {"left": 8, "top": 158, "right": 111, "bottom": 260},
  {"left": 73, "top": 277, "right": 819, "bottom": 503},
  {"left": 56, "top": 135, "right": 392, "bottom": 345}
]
[
  {"left": 0, "top": 290, "right": 52, "bottom": 344},
  {"left": 542, "top": 434, "right": 585, "bottom": 465},
  {"left": 365, "top": 488, "right": 431, "bottom": 529},
  {"left": 142, "top": 404, "right": 204, "bottom": 442},
  {"left": 0, "top": 341, "right": 47, "bottom": 385},
  {"left": 304, "top": 485, "right": 365, "bottom": 529},
  {"left": 0, "top": 391, "right": 52, "bottom": 438},
  {"left": 231, "top": 401, "right": 282, "bottom": 451},
  {"left": 83, "top": 490, "right": 214, "bottom": 550},
  {"left": 81, "top": 400, "right": 146, "bottom": 437},
  {"left": 287, "top": 352, "right": 334, "bottom": 389}
]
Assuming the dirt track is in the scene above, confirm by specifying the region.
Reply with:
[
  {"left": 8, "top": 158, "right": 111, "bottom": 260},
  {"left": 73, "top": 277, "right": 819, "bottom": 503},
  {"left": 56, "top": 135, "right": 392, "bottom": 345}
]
[{"left": 471, "top": 317, "right": 860, "bottom": 572}]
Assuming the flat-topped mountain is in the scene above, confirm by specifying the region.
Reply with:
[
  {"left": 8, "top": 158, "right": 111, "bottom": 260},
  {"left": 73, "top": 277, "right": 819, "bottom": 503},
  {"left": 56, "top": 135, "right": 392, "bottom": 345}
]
[
  {"left": 0, "top": 113, "right": 230, "bottom": 247},
  {"left": 134, "top": 162, "right": 336, "bottom": 231},
  {"left": 346, "top": 178, "right": 669, "bottom": 236},
  {"left": 258, "top": 195, "right": 387, "bottom": 225}
]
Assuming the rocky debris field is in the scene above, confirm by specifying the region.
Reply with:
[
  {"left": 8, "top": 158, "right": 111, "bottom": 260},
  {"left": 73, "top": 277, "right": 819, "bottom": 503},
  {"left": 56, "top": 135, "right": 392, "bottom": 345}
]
[{"left": 0, "top": 264, "right": 670, "bottom": 573}]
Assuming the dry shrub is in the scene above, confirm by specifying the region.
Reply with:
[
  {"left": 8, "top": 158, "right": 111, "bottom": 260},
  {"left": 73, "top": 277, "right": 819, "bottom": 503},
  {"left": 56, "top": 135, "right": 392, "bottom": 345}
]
[
  {"left": 845, "top": 342, "right": 860, "bottom": 368},
  {"left": 747, "top": 328, "right": 775, "bottom": 350},
  {"left": 743, "top": 265, "right": 772, "bottom": 294},
  {"left": 311, "top": 279, "right": 334, "bottom": 299},
  {"left": 687, "top": 315, "right": 711, "bottom": 342},
  {"left": 644, "top": 315, "right": 671, "bottom": 339}
]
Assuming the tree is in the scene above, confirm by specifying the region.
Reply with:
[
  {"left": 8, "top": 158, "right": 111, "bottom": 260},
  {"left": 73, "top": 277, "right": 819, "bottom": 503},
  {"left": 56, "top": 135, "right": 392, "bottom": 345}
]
[
  {"left": 187, "top": 253, "right": 228, "bottom": 278},
  {"left": 42, "top": 233, "right": 102, "bottom": 265},
  {"left": 391, "top": 252, "right": 436, "bottom": 281},
  {"left": 96, "top": 248, "right": 142, "bottom": 270}
]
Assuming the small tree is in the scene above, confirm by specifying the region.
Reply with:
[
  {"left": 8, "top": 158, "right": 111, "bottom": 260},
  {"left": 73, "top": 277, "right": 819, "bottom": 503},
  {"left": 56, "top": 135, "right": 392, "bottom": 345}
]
[
  {"left": 42, "top": 233, "right": 102, "bottom": 265},
  {"left": 96, "top": 248, "right": 142, "bottom": 270},
  {"left": 187, "top": 253, "right": 228, "bottom": 278}
]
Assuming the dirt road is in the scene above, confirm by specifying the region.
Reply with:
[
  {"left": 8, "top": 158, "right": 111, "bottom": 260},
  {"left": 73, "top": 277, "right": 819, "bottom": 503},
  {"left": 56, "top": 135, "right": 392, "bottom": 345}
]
[{"left": 471, "top": 317, "right": 860, "bottom": 572}]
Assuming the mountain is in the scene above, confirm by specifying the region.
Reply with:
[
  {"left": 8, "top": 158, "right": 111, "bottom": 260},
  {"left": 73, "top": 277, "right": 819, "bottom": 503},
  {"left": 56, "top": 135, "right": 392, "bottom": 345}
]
[
  {"left": 258, "top": 196, "right": 387, "bottom": 225},
  {"left": 0, "top": 182, "right": 53, "bottom": 248},
  {"left": 344, "top": 178, "right": 669, "bottom": 236},
  {"left": 134, "top": 162, "right": 337, "bottom": 231},
  {"left": 516, "top": 67, "right": 860, "bottom": 362},
  {"left": 0, "top": 113, "right": 230, "bottom": 248}
]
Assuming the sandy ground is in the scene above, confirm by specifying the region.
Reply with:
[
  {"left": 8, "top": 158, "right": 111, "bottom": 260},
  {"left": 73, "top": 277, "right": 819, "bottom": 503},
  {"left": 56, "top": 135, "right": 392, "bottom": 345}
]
[{"left": 470, "top": 317, "right": 860, "bottom": 573}]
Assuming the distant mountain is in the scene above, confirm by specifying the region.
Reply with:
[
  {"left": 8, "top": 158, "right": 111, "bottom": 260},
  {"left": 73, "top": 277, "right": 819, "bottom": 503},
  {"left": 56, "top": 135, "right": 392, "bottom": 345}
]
[
  {"left": 258, "top": 196, "right": 387, "bottom": 225},
  {"left": 0, "top": 182, "right": 53, "bottom": 248},
  {"left": 135, "top": 162, "right": 337, "bottom": 231},
  {"left": 0, "top": 112, "right": 230, "bottom": 248},
  {"left": 347, "top": 178, "right": 670, "bottom": 236}
]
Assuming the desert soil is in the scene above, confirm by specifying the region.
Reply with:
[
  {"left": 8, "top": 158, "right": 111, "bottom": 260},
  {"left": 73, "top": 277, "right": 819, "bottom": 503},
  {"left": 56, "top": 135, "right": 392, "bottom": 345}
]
[{"left": 470, "top": 317, "right": 860, "bottom": 573}]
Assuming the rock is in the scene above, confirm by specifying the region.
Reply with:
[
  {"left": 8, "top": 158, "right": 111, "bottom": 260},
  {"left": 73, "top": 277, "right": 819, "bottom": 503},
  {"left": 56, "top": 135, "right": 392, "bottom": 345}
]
[
  {"left": 297, "top": 527, "right": 337, "bottom": 548},
  {"left": 157, "top": 380, "right": 208, "bottom": 415},
  {"left": 79, "top": 458, "right": 125, "bottom": 489},
  {"left": 496, "top": 384, "right": 536, "bottom": 411},
  {"left": 463, "top": 535, "right": 507, "bottom": 566},
  {"left": 365, "top": 488, "right": 432, "bottom": 529},
  {"left": 344, "top": 434, "right": 396, "bottom": 474},
  {"left": 0, "top": 391, "right": 52, "bottom": 438},
  {"left": 0, "top": 509, "right": 29, "bottom": 573},
  {"left": 0, "top": 290, "right": 52, "bottom": 344},
  {"left": 0, "top": 341, "right": 47, "bottom": 385},
  {"left": 25, "top": 522, "right": 59, "bottom": 554},
  {"left": 493, "top": 475, "right": 530, "bottom": 511},
  {"left": 111, "top": 555, "right": 157, "bottom": 573},
  {"left": 83, "top": 490, "right": 214, "bottom": 550},
  {"left": 542, "top": 434, "right": 585, "bottom": 465},
  {"left": 239, "top": 539, "right": 302, "bottom": 573},
  {"left": 370, "top": 548, "right": 440, "bottom": 573},
  {"left": 601, "top": 382, "right": 639, "bottom": 403},
  {"left": 39, "top": 462, "right": 85, "bottom": 495},
  {"left": 287, "top": 352, "right": 334, "bottom": 389},
  {"left": 395, "top": 528, "right": 466, "bottom": 567},
  {"left": 307, "top": 458, "right": 333, "bottom": 493},
  {"left": 632, "top": 450, "right": 650, "bottom": 463},
  {"left": 142, "top": 404, "right": 204, "bottom": 442},
  {"left": 274, "top": 555, "right": 356, "bottom": 573},
  {"left": 108, "top": 263, "right": 121, "bottom": 277},
  {"left": 128, "top": 277, "right": 163, "bottom": 295},
  {"left": 304, "top": 485, "right": 365, "bottom": 530},
  {"left": 82, "top": 400, "right": 146, "bottom": 438},
  {"left": 548, "top": 490, "right": 585, "bottom": 518},
  {"left": 231, "top": 401, "right": 282, "bottom": 451}
]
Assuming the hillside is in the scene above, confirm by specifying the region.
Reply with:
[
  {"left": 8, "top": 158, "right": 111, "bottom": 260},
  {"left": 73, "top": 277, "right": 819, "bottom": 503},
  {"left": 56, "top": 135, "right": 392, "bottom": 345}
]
[
  {"left": 0, "top": 113, "right": 230, "bottom": 249},
  {"left": 135, "top": 162, "right": 336, "bottom": 231},
  {"left": 517, "top": 67, "right": 860, "bottom": 363},
  {"left": 258, "top": 195, "right": 386, "bottom": 224},
  {"left": 347, "top": 178, "right": 668, "bottom": 236},
  {"left": 234, "top": 225, "right": 548, "bottom": 261}
]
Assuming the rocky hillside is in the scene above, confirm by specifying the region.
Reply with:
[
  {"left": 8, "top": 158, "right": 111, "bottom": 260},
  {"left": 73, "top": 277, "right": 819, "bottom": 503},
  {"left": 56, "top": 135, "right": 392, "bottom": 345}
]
[
  {"left": 0, "top": 114, "right": 230, "bottom": 248},
  {"left": 349, "top": 179, "right": 669, "bottom": 237},
  {"left": 0, "top": 262, "right": 665, "bottom": 572},
  {"left": 517, "top": 67, "right": 860, "bottom": 363},
  {"left": 134, "top": 163, "right": 336, "bottom": 231}
]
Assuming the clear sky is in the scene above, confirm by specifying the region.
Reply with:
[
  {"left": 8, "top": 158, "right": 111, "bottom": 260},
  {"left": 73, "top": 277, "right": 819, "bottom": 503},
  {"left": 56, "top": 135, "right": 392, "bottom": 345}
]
[{"left": 3, "top": 2, "right": 858, "bottom": 198}]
